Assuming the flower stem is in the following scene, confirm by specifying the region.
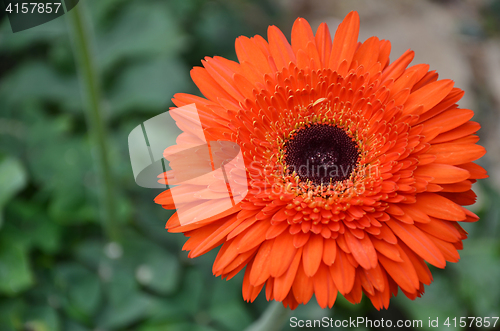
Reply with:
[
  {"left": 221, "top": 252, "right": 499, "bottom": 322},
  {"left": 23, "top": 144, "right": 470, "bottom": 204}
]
[
  {"left": 67, "top": 3, "right": 120, "bottom": 242},
  {"left": 244, "top": 301, "right": 291, "bottom": 331}
]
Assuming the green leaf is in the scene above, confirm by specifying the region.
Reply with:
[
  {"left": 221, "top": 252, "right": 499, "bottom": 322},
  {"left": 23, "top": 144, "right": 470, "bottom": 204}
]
[
  {"left": 17, "top": 115, "right": 98, "bottom": 224},
  {"left": 134, "top": 245, "right": 181, "bottom": 295},
  {"left": 27, "top": 216, "right": 61, "bottom": 253},
  {"left": 55, "top": 263, "right": 102, "bottom": 318},
  {"left": 97, "top": 292, "right": 154, "bottom": 330},
  {"left": 209, "top": 303, "right": 253, "bottom": 331},
  {"left": 207, "top": 275, "right": 252, "bottom": 330},
  {"left": 95, "top": 3, "right": 187, "bottom": 69},
  {"left": 0, "top": 157, "right": 27, "bottom": 227},
  {"left": 5, "top": 200, "right": 61, "bottom": 253},
  {"left": 452, "top": 239, "right": 500, "bottom": 317},
  {"left": 395, "top": 271, "right": 465, "bottom": 331},
  {"left": 61, "top": 320, "right": 91, "bottom": 331},
  {"left": 48, "top": 188, "right": 99, "bottom": 225},
  {"left": 108, "top": 58, "right": 189, "bottom": 116},
  {"left": 0, "top": 299, "right": 24, "bottom": 331},
  {"left": 94, "top": 239, "right": 161, "bottom": 329},
  {"left": 175, "top": 268, "right": 204, "bottom": 315},
  {"left": 104, "top": 263, "right": 138, "bottom": 307},
  {"left": 209, "top": 272, "right": 243, "bottom": 306},
  {"left": 139, "top": 322, "right": 219, "bottom": 331},
  {"left": 0, "top": 242, "right": 34, "bottom": 295},
  {"left": 0, "top": 61, "right": 80, "bottom": 111},
  {"left": 113, "top": 230, "right": 182, "bottom": 295},
  {"left": 146, "top": 298, "right": 189, "bottom": 323},
  {"left": 23, "top": 306, "right": 60, "bottom": 331},
  {"left": 75, "top": 240, "right": 104, "bottom": 269},
  {"left": 0, "top": 15, "right": 67, "bottom": 52}
]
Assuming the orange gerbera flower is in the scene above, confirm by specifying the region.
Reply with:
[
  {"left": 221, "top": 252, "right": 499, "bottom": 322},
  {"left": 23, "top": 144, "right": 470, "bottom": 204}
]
[{"left": 154, "top": 12, "right": 487, "bottom": 310}]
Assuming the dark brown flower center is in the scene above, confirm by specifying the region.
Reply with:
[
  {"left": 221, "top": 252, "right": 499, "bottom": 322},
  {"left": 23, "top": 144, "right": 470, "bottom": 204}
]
[{"left": 284, "top": 124, "right": 360, "bottom": 185}]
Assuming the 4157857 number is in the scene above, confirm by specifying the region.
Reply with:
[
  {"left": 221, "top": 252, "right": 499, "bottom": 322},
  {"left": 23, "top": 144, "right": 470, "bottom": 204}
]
[
  {"left": 5, "top": 2, "right": 62, "bottom": 14},
  {"left": 444, "top": 317, "right": 499, "bottom": 328}
]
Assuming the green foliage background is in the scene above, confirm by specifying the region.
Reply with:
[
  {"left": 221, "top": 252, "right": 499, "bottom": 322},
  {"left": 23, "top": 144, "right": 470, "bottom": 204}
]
[{"left": 0, "top": 0, "right": 498, "bottom": 330}]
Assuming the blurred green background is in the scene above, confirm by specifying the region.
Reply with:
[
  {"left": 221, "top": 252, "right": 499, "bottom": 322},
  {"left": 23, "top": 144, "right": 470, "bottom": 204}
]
[{"left": 0, "top": 0, "right": 499, "bottom": 330}]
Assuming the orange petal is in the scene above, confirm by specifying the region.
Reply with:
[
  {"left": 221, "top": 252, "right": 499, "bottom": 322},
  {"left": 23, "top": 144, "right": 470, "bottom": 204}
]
[
  {"left": 457, "top": 162, "right": 488, "bottom": 179},
  {"left": 431, "top": 121, "right": 481, "bottom": 144},
  {"left": 413, "top": 192, "right": 466, "bottom": 222},
  {"left": 213, "top": 237, "right": 242, "bottom": 273},
  {"left": 233, "top": 73, "right": 257, "bottom": 100},
  {"left": 421, "top": 109, "right": 474, "bottom": 136},
  {"left": 378, "top": 245, "right": 419, "bottom": 294},
  {"left": 358, "top": 268, "right": 375, "bottom": 296},
  {"left": 292, "top": 263, "right": 314, "bottom": 304},
  {"left": 191, "top": 67, "right": 236, "bottom": 102},
  {"left": 302, "top": 234, "right": 324, "bottom": 277},
  {"left": 328, "top": 11, "right": 360, "bottom": 75},
  {"left": 391, "top": 64, "right": 429, "bottom": 99},
  {"left": 242, "top": 259, "right": 265, "bottom": 302},
  {"left": 219, "top": 246, "right": 257, "bottom": 278},
  {"left": 249, "top": 239, "right": 273, "bottom": 286},
  {"left": 238, "top": 60, "right": 266, "bottom": 86},
  {"left": 268, "top": 25, "right": 296, "bottom": 71},
  {"left": 227, "top": 213, "right": 259, "bottom": 239},
  {"left": 399, "top": 204, "right": 431, "bottom": 224},
  {"left": 428, "top": 143, "right": 486, "bottom": 165},
  {"left": 344, "top": 231, "right": 378, "bottom": 269},
  {"left": 386, "top": 218, "right": 446, "bottom": 268},
  {"left": 305, "top": 42, "right": 322, "bottom": 70},
  {"left": 203, "top": 58, "right": 244, "bottom": 101},
  {"left": 191, "top": 214, "right": 244, "bottom": 257},
  {"left": 414, "top": 163, "right": 470, "bottom": 184},
  {"left": 322, "top": 238, "right": 337, "bottom": 266},
  {"left": 439, "top": 180, "right": 472, "bottom": 193},
  {"left": 315, "top": 22, "right": 332, "bottom": 67},
  {"left": 380, "top": 49, "right": 414, "bottom": 85},
  {"left": 439, "top": 190, "right": 477, "bottom": 206},
  {"left": 372, "top": 237, "right": 403, "bottom": 262},
  {"left": 364, "top": 263, "right": 386, "bottom": 293},
  {"left": 376, "top": 223, "right": 398, "bottom": 244},
  {"left": 412, "top": 70, "right": 439, "bottom": 92},
  {"left": 269, "top": 231, "right": 297, "bottom": 278},
  {"left": 237, "top": 220, "right": 272, "bottom": 253},
  {"left": 403, "top": 80, "right": 454, "bottom": 116},
  {"left": 378, "top": 39, "right": 391, "bottom": 69},
  {"left": 273, "top": 247, "right": 303, "bottom": 301},
  {"left": 291, "top": 18, "right": 315, "bottom": 54},
  {"left": 292, "top": 231, "right": 311, "bottom": 248},
  {"left": 416, "top": 88, "right": 464, "bottom": 123},
  {"left": 416, "top": 217, "right": 462, "bottom": 242},
  {"left": 265, "top": 221, "right": 289, "bottom": 240},
  {"left": 351, "top": 36, "right": 379, "bottom": 71},
  {"left": 329, "top": 249, "right": 355, "bottom": 294},
  {"left": 428, "top": 235, "right": 460, "bottom": 263},
  {"left": 399, "top": 242, "right": 433, "bottom": 285},
  {"left": 343, "top": 272, "right": 363, "bottom": 304},
  {"left": 235, "top": 36, "right": 272, "bottom": 74},
  {"left": 265, "top": 277, "right": 274, "bottom": 301},
  {"left": 313, "top": 264, "right": 336, "bottom": 308}
]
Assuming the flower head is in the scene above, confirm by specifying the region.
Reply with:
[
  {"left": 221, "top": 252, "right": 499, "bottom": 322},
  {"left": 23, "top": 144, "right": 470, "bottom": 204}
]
[{"left": 154, "top": 12, "right": 487, "bottom": 310}]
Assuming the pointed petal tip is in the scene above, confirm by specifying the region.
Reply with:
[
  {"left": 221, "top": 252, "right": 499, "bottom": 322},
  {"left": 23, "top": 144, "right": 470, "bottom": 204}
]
[{"left": 344, "top": 10, "right": 360, "bottom": 21}]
